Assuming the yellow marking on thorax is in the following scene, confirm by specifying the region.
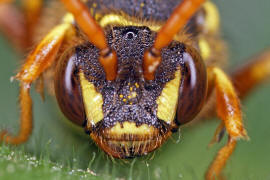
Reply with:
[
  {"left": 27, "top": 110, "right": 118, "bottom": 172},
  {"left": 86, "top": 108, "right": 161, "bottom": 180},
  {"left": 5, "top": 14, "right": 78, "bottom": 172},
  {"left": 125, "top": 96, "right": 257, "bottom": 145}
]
[
  {"left": 203, "top": 1, "right": 220, "bottom": 34},
  {"left": 62, "top": 13, "right": 75, "bottom": 24},
  {"left": 109, "top": 122, "right": 155, "bottom": 135},
  {"left": 99, "top": 14, "right": 161, "bottom": 31},
  {"left": 199, "top": 37, "right": 211, "bottom": 60},
  {"left": 79, "top": 72, "right": 104, "bottom": 125},
  {"left": 156, "top": 69, "right": 181, "bottom": 123}
]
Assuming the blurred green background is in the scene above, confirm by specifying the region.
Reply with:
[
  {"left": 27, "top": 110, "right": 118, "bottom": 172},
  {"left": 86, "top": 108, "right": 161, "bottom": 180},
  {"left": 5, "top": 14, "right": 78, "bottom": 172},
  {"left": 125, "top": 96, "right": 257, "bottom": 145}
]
[{"left": 0, "top": 0, "right": 270, "bottom": 179}]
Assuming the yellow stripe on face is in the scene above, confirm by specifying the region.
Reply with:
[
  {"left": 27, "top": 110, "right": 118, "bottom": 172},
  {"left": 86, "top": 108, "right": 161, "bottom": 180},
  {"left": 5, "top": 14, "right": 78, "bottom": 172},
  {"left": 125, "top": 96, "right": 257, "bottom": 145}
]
[
  {"left": 99, "top": 14, "right": 161, "bottom": 32},
  {"left": 156, "top": 69, "right": 181, "bottom": 124},
  {"left": 79, "top": 72, "right": 104, "bottom": 125},
  {"left": 109, "top": 122, "right": 155, "bottom": 135}
]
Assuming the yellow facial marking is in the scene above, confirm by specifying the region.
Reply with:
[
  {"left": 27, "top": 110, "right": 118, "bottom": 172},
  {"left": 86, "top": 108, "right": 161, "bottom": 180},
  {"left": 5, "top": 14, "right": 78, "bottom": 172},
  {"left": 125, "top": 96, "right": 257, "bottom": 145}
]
[
  {"left": 135, "top": 83, "right": 139, "bottom": 88},
  {"left": 203, "top": 1, "right": 220, "bottom": 34},
  {"left": 99, "top": 14, "right": 161, "bottom": 31},
  {"left": 199, "top": 37, "right": 211, "bottom": 60},
  {"left": 109, "top": 122, "right": 155, "bottom": 135},
  {"left": 79, "top": 72, "right": 104, "bottom": 125},
  {"left": 156, "top": 69, "right": 181, "bottom": 123}
]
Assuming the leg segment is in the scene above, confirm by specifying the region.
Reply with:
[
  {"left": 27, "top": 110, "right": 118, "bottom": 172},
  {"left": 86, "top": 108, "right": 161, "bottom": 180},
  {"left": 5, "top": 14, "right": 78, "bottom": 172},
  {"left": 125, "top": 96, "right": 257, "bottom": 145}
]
[
  {"left": 206, "top": 137, "right": 236, "bottom": 180},
  {"left": 15, "top": 18, "right": 73, "bottom": 83},
  {"left": 0, "top": 15, "right": 74, "bottom": 145},
  {"left": 231, "top": 49, "right": 270, "bottom": 99},
  {"left": 205, "top": 67, "right": 248, "bottom": 180},
  {"left": 201, "top": 49, "right": 270, "bottom": 119},
  {"left": 208, "top": 122, "right": 225, "bottom": 147},
  {"left": 0, "top": 82, "right": 32, "bottom": 144}
]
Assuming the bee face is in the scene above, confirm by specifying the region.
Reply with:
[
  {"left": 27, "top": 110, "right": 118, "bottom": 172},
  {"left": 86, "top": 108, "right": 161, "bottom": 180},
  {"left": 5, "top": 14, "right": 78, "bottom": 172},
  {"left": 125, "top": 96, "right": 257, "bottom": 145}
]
[
  {"left": 2, "top": 0, "right": 269, "bottom": 178},
  {"left": 55, "top": 26, "right": 207, "bottom": 158}
]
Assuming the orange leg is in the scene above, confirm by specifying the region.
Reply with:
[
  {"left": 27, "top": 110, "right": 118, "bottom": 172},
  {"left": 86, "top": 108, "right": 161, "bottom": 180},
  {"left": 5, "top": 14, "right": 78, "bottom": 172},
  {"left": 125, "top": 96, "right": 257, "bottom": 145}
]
[
  {"left": 231, "top": 49, "right": 270, "bottom": 99},
  {"left": 202, "top": 49, "right": 270, "bottom": 119},
  {"left": 0, "top": 0, "right": 43, "bottom": 50},
  {"left": 206, "top": 137, "right": 236, "bottom": 180},
  {"left": 205, "top": 67, "right": 248, "bottom": 180},
  {"left": 0, "top": 82, "right": 32, "bottom": 144},
  {"left": 0, "top": 15, "right": 74, "bottom": 144},
  {"left": 208, "top": 122, "right": 225, "bottom": 147}
]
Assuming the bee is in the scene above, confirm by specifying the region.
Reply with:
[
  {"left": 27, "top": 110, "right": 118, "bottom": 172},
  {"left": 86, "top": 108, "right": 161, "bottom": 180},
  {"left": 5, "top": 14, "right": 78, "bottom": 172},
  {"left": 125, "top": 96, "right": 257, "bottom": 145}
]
[{"left": 0, "top": 0, "right": 270, "bottom": 179}]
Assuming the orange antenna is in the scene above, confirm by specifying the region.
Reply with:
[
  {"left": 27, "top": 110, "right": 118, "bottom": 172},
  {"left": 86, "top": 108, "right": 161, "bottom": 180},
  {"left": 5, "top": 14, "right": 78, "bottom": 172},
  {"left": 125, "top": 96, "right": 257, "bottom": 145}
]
[
  {"left": 143, "top": 0, "right": 205, "bottom": 80},
  {"left": 61, "top": 0, "right": 117, "bottom": 80}
]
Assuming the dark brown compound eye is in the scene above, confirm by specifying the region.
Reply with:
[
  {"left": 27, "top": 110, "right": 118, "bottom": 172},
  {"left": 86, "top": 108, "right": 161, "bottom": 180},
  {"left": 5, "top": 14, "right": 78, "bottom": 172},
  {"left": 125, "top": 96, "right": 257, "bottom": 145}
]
[
  {"left": 54, "top": 48, "right": 85, "bottom": 126},
  {"left": 176, "top": 46, "right": 207, "bottom": 125}
]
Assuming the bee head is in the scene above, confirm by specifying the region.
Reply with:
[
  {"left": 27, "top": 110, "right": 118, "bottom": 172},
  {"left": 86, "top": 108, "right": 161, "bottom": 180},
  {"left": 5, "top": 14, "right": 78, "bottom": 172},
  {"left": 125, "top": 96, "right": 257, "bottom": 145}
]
[{"left": 55, "top": 26, "right": 207, "bottom": 158}]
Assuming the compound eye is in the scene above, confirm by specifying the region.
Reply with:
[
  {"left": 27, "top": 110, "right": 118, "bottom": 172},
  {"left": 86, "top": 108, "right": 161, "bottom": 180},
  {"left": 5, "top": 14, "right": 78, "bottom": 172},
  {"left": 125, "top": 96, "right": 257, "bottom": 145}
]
[
  {"left": 54, "top": 48, "right": 85, "bottom": 126},
  {"left": 176, "top": 47, "right": 207, "bottom": 125}
]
